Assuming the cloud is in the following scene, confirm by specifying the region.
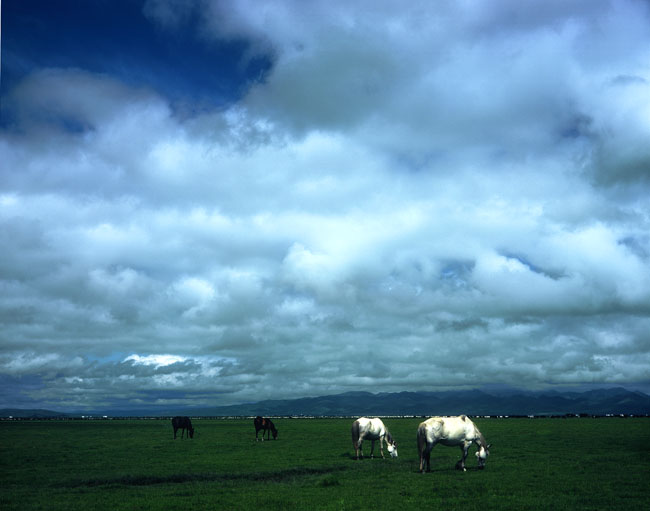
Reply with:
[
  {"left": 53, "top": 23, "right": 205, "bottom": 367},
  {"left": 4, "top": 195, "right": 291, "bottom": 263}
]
[
  {"left": 123, "top": 354, "right": 188, "bottom": 368},
  {"left": 1, "top": 0, "right": 650, "bottom": 411}
]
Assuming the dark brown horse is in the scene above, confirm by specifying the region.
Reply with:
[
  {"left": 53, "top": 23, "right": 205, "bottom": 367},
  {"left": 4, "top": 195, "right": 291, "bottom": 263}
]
[
  {"left": 254, "top": 416, "right": 278, "bottom": 441},
  {"left": 172, "top": 416, "right": 194, "bottom": 439}
]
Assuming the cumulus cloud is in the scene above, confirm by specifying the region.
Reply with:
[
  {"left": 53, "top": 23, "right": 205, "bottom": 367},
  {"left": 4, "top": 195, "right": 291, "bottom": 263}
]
[{"left": 1, "top": 0, "right": 649, "bottom": 411}]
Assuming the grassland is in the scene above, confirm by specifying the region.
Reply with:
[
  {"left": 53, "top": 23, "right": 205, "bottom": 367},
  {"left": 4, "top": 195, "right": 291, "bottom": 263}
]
[{"left": 1, "top": 417, "right": 648, "bottom": 510}]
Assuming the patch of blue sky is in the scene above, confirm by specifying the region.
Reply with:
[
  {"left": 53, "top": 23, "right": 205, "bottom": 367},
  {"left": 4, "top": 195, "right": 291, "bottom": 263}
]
[
  {"left": 439, "top": 260, "right": 475, "bottom": 288},
  {"left": 499, "top": 252, "right": 564, "bottom": 280},
  {"left": 1, "top": 0, "right": 272, "bottom": 113}
]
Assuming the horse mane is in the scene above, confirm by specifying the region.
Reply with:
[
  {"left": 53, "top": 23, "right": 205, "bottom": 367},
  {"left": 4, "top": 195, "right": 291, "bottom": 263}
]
[{"left": 473, "top": 423, "right": 487, "bottom": 448}]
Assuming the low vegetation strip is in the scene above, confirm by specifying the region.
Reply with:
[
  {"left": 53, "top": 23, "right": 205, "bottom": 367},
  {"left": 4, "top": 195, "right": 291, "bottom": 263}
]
[{"left": 62, "top": 466, "right": 348, "bottom": 488}]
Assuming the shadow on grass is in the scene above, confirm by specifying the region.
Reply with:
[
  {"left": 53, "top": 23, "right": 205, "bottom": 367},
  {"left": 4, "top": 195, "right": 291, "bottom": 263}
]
[{"left": 60, "top": 466, "right": 349, "bottom": 488}]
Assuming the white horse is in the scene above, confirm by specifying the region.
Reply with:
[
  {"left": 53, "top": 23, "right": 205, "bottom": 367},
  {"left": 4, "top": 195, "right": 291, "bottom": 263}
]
[
  {"left": 351, "top": 417, "right": 398, "bottom": 459},
  {"left": 417, "top": 415, "right": 490, "bottom": 473}
]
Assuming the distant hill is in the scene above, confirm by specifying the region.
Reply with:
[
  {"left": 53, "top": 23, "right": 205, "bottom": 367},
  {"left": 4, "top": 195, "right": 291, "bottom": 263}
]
[
  {"left": 3, "top": 387, "right": 649, "bottom": 418},
  {"left": 191, "top": 387, "right": 650, "bottom": 417}
]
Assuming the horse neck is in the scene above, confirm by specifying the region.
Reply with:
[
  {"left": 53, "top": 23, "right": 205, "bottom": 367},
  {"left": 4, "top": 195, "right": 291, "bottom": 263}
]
[{"left": 475, "top": 429, "right": 487, "bottom": 448}]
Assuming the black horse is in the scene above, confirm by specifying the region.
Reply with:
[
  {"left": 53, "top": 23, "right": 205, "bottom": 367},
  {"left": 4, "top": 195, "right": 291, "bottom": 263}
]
[
  {"left": 254, "top": 416, "right": 278, "bottom": 441},
  {"left": 172, "top": 416, "right": 194, "bottom": 439}
]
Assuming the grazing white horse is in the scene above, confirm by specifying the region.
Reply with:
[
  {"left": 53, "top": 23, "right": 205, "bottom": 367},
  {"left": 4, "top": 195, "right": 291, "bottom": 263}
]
[
  {"left": 351, "top": 417, "right": 398, "bottom": 459},
  {"left": 417, "top": 415, "right": 490, "bottom": 473}
]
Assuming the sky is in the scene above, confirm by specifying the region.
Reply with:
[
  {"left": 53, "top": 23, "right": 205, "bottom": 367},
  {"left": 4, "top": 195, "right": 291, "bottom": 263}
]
[{"left": 1, "top": 0, "right": 650, "bottom": 413}]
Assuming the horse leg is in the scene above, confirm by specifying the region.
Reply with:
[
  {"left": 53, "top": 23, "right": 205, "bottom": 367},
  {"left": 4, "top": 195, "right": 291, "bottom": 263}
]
[
  {"left": 370, "top": 439, "right": 376, "bottom": 459},
  {"left": 420, "top": 443, "right": 433, "bottom": 473},
  {"left": 456, "top": 443, "right": 470, "bottom": 471},
  {"left": 352, "top": 436, "right": 359, "bottom": 459},
  {"left": 379, "top": 436, "right": 385, "bottom": 459},
  {"left": 420, "top": 446, "right": 431, "bottom": 474}
]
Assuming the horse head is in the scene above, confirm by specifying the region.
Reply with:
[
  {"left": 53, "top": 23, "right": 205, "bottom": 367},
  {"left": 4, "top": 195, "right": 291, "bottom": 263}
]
[
  {"left": 475, "top": 443, "right": 490, "bottom": 469},
  {"left": 387, "top": 440, "right": 398, "bottom": 458}
]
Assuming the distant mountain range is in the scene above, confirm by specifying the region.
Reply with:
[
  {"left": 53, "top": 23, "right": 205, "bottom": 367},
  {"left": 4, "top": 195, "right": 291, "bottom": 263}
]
[
  {"left": 2, "top": 387, "right": 650, "bottom": 418},
  {"left": 188, "top": 387, "right": 650, "bottom": 417}
]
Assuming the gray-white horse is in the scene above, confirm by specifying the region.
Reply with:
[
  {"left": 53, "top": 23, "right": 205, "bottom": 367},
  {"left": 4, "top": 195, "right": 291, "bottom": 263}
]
[
  {"left": 351, "top": 417, "right": 398, "bottom": 459},
  {"left": 417, "top": 415, "right": 490, "bottom": 473}
]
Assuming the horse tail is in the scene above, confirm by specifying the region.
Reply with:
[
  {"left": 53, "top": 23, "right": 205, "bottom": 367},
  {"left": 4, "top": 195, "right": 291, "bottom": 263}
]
[
  {"left": 416, "top": 422, "right": 427, "bottom": 456},
  {"left": 351, "top": 420, "right": 360, "bottom": 448}
]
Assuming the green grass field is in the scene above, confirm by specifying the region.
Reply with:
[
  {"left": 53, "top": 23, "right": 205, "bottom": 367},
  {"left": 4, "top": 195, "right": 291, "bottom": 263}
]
[{"left": 1, "top": 417, "right": 648, "bottom": 510}]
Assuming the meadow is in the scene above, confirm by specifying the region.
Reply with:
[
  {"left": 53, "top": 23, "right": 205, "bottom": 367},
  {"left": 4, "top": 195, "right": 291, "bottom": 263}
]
[{"left": 1, "top": 417, "right": 648, "bottom": 510}]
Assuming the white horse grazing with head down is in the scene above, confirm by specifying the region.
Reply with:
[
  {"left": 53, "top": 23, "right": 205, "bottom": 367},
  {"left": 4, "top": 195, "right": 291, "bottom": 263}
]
[
  {"left": 351, "top": 417, "right": 398, "bottom": 460},
  {"left": 417, "top": 415, "right": 490, "bottom": 473}
]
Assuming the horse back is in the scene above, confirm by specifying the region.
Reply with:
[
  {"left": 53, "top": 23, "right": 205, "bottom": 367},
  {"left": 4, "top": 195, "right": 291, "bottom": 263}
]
[
  {"left": 355, "top": 417, "right": 386, "bottom": 440},
  {"left": 255, "top": 416, "right": 276, "bottom": 431},
  {"left": 173, "top": 416, "right": 192, "bottom": 427},
  {"left": 421, "top": 415, "right": 477, "bottom": 445}
]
